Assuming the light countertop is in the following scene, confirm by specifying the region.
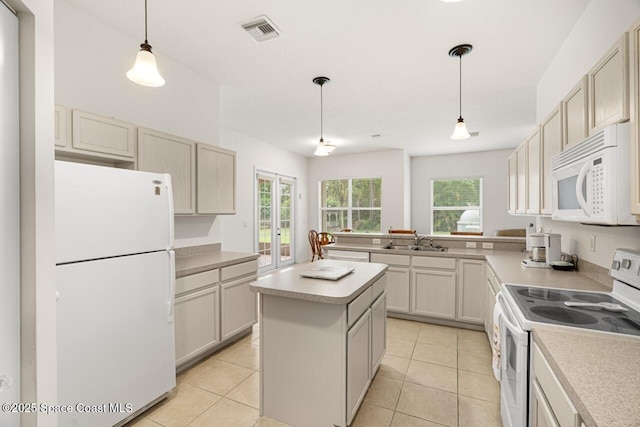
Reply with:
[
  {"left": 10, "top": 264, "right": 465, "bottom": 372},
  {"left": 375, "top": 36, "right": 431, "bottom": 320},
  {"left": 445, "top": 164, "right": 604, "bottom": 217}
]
[
  {"left": 249, "top": 259, "right": 387, "bottom": 304},
  {"left": 175, "top": 250, "right": 259, "bottom": 278},
  {"left": 532, "top": 326, "right": 640, "bottom": 427}
]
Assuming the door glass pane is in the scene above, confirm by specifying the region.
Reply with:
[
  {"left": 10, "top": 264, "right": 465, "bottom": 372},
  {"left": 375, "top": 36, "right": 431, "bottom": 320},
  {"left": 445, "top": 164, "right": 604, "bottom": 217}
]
[
  {"left": 351, "top": 210, "right": 381, "bottom": 232},
  {"left": 279, "top": 181, "right": 292, "bottom": 263},
  {"left": 258, "top": 178, "right": 273, "bottom": 268}
]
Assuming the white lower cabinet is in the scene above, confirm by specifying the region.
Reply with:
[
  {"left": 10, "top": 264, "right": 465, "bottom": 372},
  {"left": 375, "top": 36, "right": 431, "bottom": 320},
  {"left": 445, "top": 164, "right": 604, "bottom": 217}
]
[
  {"left": 370, "top": 292, "right": 387, "bottom": 376},
  {"left": 175, "top": 258, "right": 258, "bottom": 369},
  {"left": 370, "top": 253, "right": 410, "bottom": 313},
  {"left": 347, "top": 308, "right": 371, "bottom": 425},
  {"left": 457, "top": 259, "right": 484, "bottom": 324},
  {"left": 411, "top": 269, "right": 456, "bottom": 319},
  {"left": 484, "top": 266, "right": 499, "bottom": 342},
  {"left": 175, "top": 286, "right": 220, "bottom": 367},
  {"left": 531, "top": 342, "right": 581, "bottom": 427}
]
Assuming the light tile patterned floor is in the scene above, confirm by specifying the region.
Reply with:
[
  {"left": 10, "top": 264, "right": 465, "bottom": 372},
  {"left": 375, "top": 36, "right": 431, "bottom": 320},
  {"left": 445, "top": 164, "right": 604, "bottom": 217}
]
[{"left": 127, "top": 318, "right": 502, "bottom": 427}]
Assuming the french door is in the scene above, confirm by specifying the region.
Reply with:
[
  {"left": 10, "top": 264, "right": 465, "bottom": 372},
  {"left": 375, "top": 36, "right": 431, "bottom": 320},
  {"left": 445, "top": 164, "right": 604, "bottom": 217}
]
[{"left": 256, "top": 171, "right": 296, "bottom": 272}]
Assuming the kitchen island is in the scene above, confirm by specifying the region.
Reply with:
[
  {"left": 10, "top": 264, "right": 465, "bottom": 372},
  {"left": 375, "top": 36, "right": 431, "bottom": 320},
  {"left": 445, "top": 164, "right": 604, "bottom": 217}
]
[{"left": 250, "top": 260, "right": 388, "bottom": 427}]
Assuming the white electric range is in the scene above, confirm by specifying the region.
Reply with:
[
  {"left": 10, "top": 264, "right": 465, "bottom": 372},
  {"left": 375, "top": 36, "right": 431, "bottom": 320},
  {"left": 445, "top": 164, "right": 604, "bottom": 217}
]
[{"left": 495, "top": 248, "right": 640, "bottom": 427}]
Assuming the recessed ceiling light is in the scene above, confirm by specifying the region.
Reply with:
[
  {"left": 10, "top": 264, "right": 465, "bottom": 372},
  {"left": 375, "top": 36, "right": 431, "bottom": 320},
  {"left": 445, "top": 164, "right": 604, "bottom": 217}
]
[{"left": 371, "top": 134, "right": 381, "bottom": 138}]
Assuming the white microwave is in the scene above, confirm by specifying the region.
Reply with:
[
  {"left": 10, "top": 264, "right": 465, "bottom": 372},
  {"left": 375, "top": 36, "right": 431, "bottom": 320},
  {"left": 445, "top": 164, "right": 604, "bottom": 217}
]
[{"left": 551, "top": 122, "right": 637, "bottom": 225}]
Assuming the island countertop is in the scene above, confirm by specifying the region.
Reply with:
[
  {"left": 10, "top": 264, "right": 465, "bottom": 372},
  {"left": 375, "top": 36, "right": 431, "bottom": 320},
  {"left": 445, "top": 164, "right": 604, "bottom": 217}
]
[{"left": 250, "top": 259, "right": 387, "bottom": 304}]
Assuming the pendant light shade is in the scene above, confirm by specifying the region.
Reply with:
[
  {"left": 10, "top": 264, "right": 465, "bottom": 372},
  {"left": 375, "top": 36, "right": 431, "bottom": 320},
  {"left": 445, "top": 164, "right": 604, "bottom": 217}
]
[
  {"left": 312, "top": 76, "right": 335, "bottom": 156},
  {"left": 127, "top": 0, "right": 165, "bottom": 87},
  {"left": 449, "top": 44, "right": 472, "bottom": 140}
]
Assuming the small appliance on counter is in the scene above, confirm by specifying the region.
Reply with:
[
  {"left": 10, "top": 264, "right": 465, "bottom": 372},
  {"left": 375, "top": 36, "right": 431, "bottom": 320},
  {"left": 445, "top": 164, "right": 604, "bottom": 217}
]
[{"left": 521, "top": 233, "right": 561, "bottom": 268}]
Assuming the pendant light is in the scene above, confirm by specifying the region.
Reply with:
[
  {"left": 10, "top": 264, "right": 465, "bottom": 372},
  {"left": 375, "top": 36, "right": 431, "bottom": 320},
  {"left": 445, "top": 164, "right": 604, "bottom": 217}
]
[
  {"left": 449, "top": 44, "right": 472, "bottom": 140},
  {"left": 312, "top": 76, "right": 336, "bottom": 156},
  {"left": 127, "top": 0, "right": 165, "bottom": 87}
]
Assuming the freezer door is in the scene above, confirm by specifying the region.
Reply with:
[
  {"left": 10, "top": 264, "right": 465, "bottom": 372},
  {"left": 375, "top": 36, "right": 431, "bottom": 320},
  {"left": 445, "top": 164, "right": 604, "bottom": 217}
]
[
  {"left": 57, "top": 251, "right": 176, "bottom": 427},
  {"left": 55, "top": 160, "right": 174, "bottom": 264}
]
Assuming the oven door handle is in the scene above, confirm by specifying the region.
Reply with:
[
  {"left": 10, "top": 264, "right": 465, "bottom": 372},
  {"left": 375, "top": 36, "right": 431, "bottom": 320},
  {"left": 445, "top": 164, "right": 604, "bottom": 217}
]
[
  {"left": 496, "top": 292, "right": 527, "bottom": 342},
  {"left": 576, "top": 161, "right": 591, "bottom": 217}
]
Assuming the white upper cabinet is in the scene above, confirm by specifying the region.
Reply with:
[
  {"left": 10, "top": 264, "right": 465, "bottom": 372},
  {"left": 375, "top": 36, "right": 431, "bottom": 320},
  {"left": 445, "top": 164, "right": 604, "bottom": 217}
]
[
  {"left": 137, "top": 127, "right": 197, "bottom": 215},
  {"left": 540, "top": 105, "right": 563, "bottom": 215},
  {"left": 197, "top": 144, "right": 236, "bottom": 215},
  {"left": 526, "top": 127, "right": 541, "bottom": 215},
  {"left": 71, "top": 109, "right": 136, "bottom": 159},
  {"left": 630, "top": 17, "right": 640, "bottom": 216},
  {"left": 515, "top": 142, "right": 528, "bottom": 214},
  {"left": 562, "top": 76, "right": 588, "bottom": 149},
  {"left": 54, "top": 104, "right": 70, "bottom": 148},
  {"left": 588, "top": 33, "right": 629, "bottom": 134},
  {"left": 507, "top": 151, "right": 517, "bottom": 214}
]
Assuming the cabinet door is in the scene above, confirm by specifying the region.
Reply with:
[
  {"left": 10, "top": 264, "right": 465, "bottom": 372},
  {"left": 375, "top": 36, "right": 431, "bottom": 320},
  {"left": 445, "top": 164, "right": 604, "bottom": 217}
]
[
  {"left": 630, "top": 17, "right": 640, "bottom": 215},
  {"left": 508, "top": 151, "right": 517, "bottom": 214},
  {"left": 588, "top": 33, "right": 629, "bottom": 134},
  {"left": 531, "top": 380, "right": 560, "bottom": 427},
  {"left": 221, "top": 275, "right": 258, "bottom": 340},
  {"left": 562, "top": 76, "right": 588, "bottom": 149},
  {"left": 515, "top": 142, "right": 527, "bottom": 214},
  {"left": 484, "top": 279, "right": 496, "bottom": 342},
  {"left": 72, "top": 109, "right": 135, "bottom": 158},
  {"left": 347, "top": 308, "right": 371, "bottom": 426},
  {"left": 137, "top": 127, "right": 197, "bottom": 214},
  {"left": 197, "top": 144, "right": 236, "bottom": 214},
  {"left": 385, "top": 266, "right": 410, "bottom": 313},
  {"left": 411, "top": 269, "right": 456, "bottom": 319},
  {"left": 174, "top": 286, "right": 220, "bottom": 367},
  {"left": 541, "top": 106, "right": 563, "bottom": 215},
  {"left": 370, "top": 292, "right": 386, "bottom": 377},
  {"left": 54, "top": 105, "right": 70, "bottom": 148},
  {"left": 457, "top": 259, "right": 484, "bottom": 324},
  {"left": 526, "top": 128, "right": 541, "bottom": 215}
]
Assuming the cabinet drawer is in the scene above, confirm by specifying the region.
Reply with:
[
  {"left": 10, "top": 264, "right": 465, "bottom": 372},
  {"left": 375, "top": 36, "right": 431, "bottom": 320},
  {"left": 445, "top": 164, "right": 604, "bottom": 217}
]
[
  {"left": 533, "top": 343, "right": 579, "bottom": 427},
  {"left": 487, "top": 265, "right": 501, "bottom": 294},
  {"left": 176, "top": 269, "right": 219, "bottom": 296},
  {"left": 220, "top": 259, "right": 259, "bottom": 282},
  {"left": 372, "top": 274, "right": 386, "bottom": 300},
  {"left": 370, "top": 253, "right": 410, "bottom": 267},
  {"left": 412, "top": 256, "right": 456, "bottom": 270},
  {"left": 348, "top": 286, "right": 372, "bottom": 327}
]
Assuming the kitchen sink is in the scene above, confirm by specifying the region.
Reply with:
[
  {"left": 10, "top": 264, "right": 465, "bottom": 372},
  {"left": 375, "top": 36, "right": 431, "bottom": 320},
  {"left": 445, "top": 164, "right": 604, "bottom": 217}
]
[{"left": 383, "top": 244, "right": 447, "bottom": 252}]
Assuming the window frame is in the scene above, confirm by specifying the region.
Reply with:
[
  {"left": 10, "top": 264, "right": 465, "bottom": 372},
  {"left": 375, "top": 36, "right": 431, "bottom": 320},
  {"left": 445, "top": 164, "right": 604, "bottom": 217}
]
[
  {"left": 430, "top": 177, "right": 483, "bottom": 235},
  {"left": 318, "top": 177, "right": 382, "bottom": 233}
]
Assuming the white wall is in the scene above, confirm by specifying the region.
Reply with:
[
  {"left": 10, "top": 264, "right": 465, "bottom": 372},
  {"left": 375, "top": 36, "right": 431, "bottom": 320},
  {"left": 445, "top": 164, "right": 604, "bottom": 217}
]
[
  {"left": 308, "top": 149, "right": 411, "bottom": 234},
  {"left": 536, "top": 0, "right": 640, "bottom": 268},
  {"left": 412, "top": 149, "right": 534, "bottom": 235},
  {"left": 219, "top": 129, "right": 309, "bottom": 261},
  {"left": 7, "top": 0, "right": 56, "bottom": 425},
  {"left": 54, "top": 0, "right": 221, "bottom": 248},
  {"left": 537, "top": 0, "right": 640, "bottom": 120}
]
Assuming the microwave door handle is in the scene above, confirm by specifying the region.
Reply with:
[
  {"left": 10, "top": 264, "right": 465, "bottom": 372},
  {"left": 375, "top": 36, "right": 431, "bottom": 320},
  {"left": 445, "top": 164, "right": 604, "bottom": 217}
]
[{"left": 576, "top": 161, "right": 591, "bottom": 216}]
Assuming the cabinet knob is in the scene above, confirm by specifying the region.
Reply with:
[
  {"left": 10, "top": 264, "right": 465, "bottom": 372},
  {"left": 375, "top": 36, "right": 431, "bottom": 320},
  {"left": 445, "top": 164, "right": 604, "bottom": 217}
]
[
  {"left": 621, "top": 259, "right": 632, "bottom": 269},
  {"left": 611, "top": 260, "right": 621, "bottom": 270}
]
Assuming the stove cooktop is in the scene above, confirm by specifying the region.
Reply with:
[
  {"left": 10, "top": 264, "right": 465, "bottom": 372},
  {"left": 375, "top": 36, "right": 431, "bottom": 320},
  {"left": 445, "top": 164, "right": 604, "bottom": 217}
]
[{"left": 504, "top": 285, "right": 640, "bottom": 337}]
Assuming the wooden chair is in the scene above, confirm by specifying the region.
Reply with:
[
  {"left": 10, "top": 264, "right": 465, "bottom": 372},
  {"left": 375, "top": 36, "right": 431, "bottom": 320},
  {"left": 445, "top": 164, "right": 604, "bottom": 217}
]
[
  {"left": 316, "top": 232, "right": 335, "bottom": 259},
  {"left": 308, "top": 230, "right": 322, "bottom": 261}
]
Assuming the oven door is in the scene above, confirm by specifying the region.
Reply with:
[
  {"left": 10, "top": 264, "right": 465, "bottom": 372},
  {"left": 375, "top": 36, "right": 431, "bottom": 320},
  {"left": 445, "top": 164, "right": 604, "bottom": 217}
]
[{"left": 497, "top": 292, "right": 529, "bottom": 427}]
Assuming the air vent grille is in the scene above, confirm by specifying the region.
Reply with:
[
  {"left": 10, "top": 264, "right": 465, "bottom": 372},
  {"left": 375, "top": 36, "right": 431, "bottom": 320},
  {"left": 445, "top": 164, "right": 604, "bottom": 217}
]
[{"left": 241, "top": 15, "right": 281, "bottom": 42}]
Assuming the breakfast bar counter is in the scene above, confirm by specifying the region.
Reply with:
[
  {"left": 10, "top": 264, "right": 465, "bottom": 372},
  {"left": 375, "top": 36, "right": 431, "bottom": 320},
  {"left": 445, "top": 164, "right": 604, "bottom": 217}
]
[{"left": 250, "top": 260, "right": 388, "bottom": 427}]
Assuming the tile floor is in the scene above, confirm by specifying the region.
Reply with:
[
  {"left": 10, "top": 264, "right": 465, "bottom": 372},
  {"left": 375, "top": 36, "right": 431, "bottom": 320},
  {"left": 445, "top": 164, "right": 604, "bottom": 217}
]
[{"left": 128, "top": 318, "right": 502, "bottom": 427}]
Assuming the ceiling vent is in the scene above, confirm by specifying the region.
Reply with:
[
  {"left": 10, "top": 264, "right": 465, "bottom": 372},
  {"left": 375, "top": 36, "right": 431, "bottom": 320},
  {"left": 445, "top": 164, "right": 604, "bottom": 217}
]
[{"left": 241, "top": 15, "right": 281, "bottom": 42}]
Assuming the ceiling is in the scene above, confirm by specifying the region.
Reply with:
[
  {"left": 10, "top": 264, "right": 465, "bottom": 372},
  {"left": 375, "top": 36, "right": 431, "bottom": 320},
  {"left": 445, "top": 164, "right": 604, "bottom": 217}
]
[{"left": 61, "top": 0, "right": 590, "bottom": 157}]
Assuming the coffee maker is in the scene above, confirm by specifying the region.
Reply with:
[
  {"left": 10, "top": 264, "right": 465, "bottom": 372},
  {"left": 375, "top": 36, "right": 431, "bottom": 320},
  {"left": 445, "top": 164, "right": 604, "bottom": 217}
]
[{"left": 522, "top": 233, "right": 562, "bottom": 268}]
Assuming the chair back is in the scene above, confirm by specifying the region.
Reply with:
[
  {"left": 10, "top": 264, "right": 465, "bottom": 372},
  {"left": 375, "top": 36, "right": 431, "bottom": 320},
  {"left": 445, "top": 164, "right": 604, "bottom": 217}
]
[{"left": 308, "top": 229, "right": 321, "bottom": 261}]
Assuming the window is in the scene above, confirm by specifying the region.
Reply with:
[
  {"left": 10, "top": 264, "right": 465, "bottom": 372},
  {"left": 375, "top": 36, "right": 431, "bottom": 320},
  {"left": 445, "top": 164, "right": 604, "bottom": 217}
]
[
  {"left": 431, "top": 178, "right": 482, "bottom": 234},
  {"left": 319, "top": 178, "right": 382, "bottom": 232}
]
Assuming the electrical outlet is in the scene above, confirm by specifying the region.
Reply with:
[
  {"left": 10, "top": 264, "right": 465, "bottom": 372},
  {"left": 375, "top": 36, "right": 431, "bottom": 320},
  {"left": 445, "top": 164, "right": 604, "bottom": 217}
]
[
  {"left": 482, "top": 242, "right": 494, "bottom": 249},
  {"left": 589, "top": 235, "right": 596, "bottom": 252},
  {"left": 372, "top": 238, "right": 381, "bottom": 244},
  {"left": 466, "top": 241, "right": 477, "bottom": 249}
]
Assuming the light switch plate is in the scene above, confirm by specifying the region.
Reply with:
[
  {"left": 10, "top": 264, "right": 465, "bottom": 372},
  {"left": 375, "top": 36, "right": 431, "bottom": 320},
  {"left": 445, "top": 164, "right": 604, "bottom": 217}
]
[
  {"left": 372, "top": 238, "right": 381, "bottom": 244},
  {"left": 466, "top": 241, "right": 477, "bottom": 248},
  {"left": 482, "top": 242, "right": 494, "bottom": 249}
]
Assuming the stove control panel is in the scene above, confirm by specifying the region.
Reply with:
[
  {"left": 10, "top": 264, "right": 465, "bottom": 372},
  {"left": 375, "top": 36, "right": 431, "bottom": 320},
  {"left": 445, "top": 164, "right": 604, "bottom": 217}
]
[{"left": 611, "top": 249, "right": 640, "bottom": 285}]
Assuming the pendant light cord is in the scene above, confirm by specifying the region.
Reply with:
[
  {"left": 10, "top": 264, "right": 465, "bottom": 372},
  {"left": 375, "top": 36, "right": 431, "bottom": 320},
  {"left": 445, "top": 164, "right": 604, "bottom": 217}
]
[
  {"left": 458, "top": 53, "right": 462, "bottom": 119},
  {"left": 144, "top": 0, "right": 148, "bottom": 44},
  {"left": 320, "top": 83, "right": 324, "bottom": 140}
]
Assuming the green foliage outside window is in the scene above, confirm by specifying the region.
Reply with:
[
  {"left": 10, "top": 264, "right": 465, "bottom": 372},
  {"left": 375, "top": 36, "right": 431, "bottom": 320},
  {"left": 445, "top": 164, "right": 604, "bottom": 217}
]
[
  {"left": 320, "top": 178, "right": 382, "bottom": 232},
  {"left": 432, "top": 178, "right": 482, "bottom": 234}
]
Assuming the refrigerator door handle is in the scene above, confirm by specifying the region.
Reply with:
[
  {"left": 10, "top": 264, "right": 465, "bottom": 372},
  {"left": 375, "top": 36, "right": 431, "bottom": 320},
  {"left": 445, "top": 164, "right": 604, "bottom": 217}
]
[{"left": 168, "top": 250, "right": 175, "bottom": 323}]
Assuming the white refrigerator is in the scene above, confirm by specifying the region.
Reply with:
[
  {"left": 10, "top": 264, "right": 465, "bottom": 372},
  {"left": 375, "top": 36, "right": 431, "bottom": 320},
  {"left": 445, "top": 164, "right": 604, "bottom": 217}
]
[{"left": 56, "top": 161, "right": 176, "bottom": 426}]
